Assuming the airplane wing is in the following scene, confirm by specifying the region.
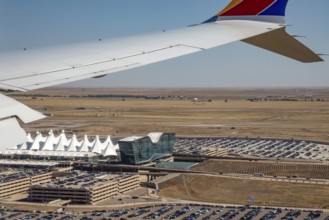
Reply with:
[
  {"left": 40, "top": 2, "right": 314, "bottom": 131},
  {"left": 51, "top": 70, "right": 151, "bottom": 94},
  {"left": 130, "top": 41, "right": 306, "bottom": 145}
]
[
  {"left": 0, "top": 0, "right": 323, "bottom": 149},
  {"left": 0, "top": 21, "right": 283, "bottom": 92},
  {"left": 0, "top": 94, "right": 45, "bottom": 149},
  {"left": 242, "top": 27, "right": 323, "bottom": 63}
]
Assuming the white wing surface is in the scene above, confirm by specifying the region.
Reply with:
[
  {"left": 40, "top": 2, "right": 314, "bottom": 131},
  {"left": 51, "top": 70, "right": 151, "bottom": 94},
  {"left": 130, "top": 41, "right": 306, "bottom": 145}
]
[
  {"left": 0, "top": 94, "right": 45, "bottom": 149},
  {"left": 0, "top": 21, "right": 282, "bottom": 91}
]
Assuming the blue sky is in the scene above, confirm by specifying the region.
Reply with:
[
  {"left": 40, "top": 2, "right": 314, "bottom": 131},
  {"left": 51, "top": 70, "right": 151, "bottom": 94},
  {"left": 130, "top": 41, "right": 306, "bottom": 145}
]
[{"left": 0, "top": 0, "right": 328, "bottom": 88}]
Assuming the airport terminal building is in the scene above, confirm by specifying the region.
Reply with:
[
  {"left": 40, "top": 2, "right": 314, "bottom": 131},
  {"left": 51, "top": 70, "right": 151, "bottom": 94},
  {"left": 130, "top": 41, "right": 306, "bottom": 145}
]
[
  {"left": 2, "top": 131, "right": 176, "bottom": 164},
  {"left": 118, "top": 133, "right": 175, "bottom": 165}
]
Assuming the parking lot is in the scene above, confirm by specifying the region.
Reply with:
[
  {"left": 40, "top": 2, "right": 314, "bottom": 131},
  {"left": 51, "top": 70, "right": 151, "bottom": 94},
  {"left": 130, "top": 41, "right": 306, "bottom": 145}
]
[
  {"left": 1, "top": 204, "right": 328, "bottom": 220},
  {"left": 175, "top": 138, "right": 329, "bottom": 160}
]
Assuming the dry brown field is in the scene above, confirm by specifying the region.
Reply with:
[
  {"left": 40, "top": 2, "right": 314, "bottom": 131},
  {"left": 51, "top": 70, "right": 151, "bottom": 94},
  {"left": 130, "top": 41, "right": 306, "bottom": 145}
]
[
  {"left": 193, "top": 159, "right": 329, "bottom": 179},
  {"left": 8, "top": 88, "right": 329, "bottom": 141},
  {"left": 158, "top": 174, "right": 329, "bottom": 209},
  {"left": 14, "top": 87, "right": 329, "bottom": 100},
  {"left": 4, "top": 88, "right": 329, "bottom": 210}
]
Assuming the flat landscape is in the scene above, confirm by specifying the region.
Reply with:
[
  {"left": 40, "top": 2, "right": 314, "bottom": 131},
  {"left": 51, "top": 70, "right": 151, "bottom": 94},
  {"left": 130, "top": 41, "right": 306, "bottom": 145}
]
[
  {"left": 3, "top": 87, "right": 329, "bottom": 211},
  {"left": 9, "top": 87, "right": 329, "bottom": 142},
  {"left": 158, "top": 159, "right": 329, "bottom": 209},
  {"left": 193, "top": 159, "right": 329, "bottom": 179},
  {"left": 158, "top": 174, "right": 329, "bottom": 209}
]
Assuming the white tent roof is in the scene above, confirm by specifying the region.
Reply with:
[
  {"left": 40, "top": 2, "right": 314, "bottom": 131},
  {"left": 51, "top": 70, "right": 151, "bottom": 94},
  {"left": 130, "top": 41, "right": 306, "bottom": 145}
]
[
  {"left": 41, "top": 130, "right": 58, "bottom": 151},
  {"left": 54, "top": 131, "right": 69, "bottom": 151},
  {"left": 66, "top": 134, "right": 80, "bottom": 152},
  {"left": 26, "top": 133, "right": 33, "bottom": 142},
  {"left": 55, "top": 137, "right": 66, "bottom": 151},
  {"left": 91, "top": 135, "right": 103, "bottom": 154},
  {"left": 30, "top": 132, "right": 46, "bottom": 150},
  {"left": 79, "top": 135, "right": 91, "bottom": 152},
  {"left": 19, "top": 142, "right": 28, "bottom": 150},
  {"left": 102, "top": 136, "right": 114, "bottom": 150},
  {"left": 3, "top": 130, "right": 120, "bottom": 158},
  {"left": 102, "top": 142, "right": 117, "bottom": 157}
]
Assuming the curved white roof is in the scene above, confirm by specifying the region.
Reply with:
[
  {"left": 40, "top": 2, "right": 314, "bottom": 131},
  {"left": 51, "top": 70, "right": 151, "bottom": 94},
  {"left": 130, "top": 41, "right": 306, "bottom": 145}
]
[
  {"left": 41, "top": 130, "right": 58, "bottom": 151},
  {"left": 6, "top": 130, "right": 119, "bottom": 157},
  {"left": 102, "top": 143, "right": 117, "bottom": 157},
  {"left": 91, "top": 135, "right": 103, "bottom": 154},
  {"left": 103, "top": 136, "right": 114, "bottom": 148},
  {"left": 55, "top": 137, "right": 66, "bottom": 151},
  {"left": 119, "top": 136, "right": 143, "bottom": 142},
  {"left": 26, "top": 133, "right": 33, "bottom": 142},
  {"left": 148, "top": 132, "right": 164, "bottom": 143},
  {"left": 79, "top": 135, "right": 91, "bottom": 152},
  {"left": 19, "top": 142, "right": 28, "bottom": 150},
  {"left": 30, "top": 132, "right": 46, "bottom": 150},
  {"left": 55, "top": 131, "right": 69, "bottom": 151},
  {"left": 67, "top": 134, "right": 80, "bottom": 152}
]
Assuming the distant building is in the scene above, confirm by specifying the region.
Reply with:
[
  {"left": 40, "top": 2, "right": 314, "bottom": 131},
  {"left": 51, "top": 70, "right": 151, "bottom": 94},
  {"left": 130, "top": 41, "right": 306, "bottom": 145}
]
[
  {"left": 29, "top": 172, "right": 140, "bottom": 204},
  {"left": 0, "top": 130, "right": 119, "bottom": 162},
  {"left": 0, "top": 168, "right": 52, "bottom": 199},
  {"left": 1, "top": 131, "right": 176, "bottom": 163},
  {"left": 118, "top": 133, "right": 175, "bottom": 165}
]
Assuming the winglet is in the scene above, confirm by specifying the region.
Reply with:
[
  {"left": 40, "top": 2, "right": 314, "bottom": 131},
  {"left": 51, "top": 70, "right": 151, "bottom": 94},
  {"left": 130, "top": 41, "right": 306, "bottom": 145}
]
[
  {"left": 242, "top": 27, "right": 324, "bottom": 63},
  {"left": 204, "top": 0, "right": 323, "bottom": 63},
  {"left": 204, "top": 0, "right": 289, "bottom": 24}
]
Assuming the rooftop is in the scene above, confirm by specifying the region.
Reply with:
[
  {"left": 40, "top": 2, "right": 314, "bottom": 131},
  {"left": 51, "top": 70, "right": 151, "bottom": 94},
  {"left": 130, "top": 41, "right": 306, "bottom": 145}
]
[
  {"left": 155, "top": 162, "right": 198, "bottom": 170},
  {"left": 0, "top": 168, "right": 51, "bottom": 184},
  {"left": 119, "top": 132, "right": 167, "bottom": 143},
  {"left": 119, "top": 136, "right": 143, "bottom": 142},
  {"left": 35, "top": 171, "right": 136, "bottom": 190},
  {"left": 0, "top": 159, "right": 59, "bottom": 167}
]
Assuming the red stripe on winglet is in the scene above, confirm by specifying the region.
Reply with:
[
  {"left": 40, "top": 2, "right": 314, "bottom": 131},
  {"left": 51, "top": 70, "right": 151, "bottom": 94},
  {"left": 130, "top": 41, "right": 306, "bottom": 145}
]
[{"left": 221, "top": 0, "right": 276, "bottom": 16}]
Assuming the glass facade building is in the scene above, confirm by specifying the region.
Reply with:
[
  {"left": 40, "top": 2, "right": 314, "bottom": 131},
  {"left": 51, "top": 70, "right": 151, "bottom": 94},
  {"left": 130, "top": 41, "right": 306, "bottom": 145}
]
[{"left": 118, "top": 133, "right": 176, "bottom": 165}]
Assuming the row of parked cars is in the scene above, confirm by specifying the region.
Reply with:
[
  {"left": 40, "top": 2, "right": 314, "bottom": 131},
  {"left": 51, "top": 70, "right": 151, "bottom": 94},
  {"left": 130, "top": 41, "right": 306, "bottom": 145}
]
[
  {"left": 175, "top": 137, "right": 329, "bottom": 160},
  {"left": 2, "top": 205, "right": 328, "bottom": 220}
]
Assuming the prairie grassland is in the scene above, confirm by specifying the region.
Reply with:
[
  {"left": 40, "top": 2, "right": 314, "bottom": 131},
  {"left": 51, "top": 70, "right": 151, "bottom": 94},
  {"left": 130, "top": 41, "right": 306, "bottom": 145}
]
[
  {"left": 193, "top": 159, "right": 329, "bottom": 179},
  {"left": 16, "top": 87, "right": 329, "bottom": 100},
  {"left": 11, "top": 88, "right": 329, "bottom": 141},
  {"left": 158, "top": 174, "right": 329, "bottom": 208}
]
